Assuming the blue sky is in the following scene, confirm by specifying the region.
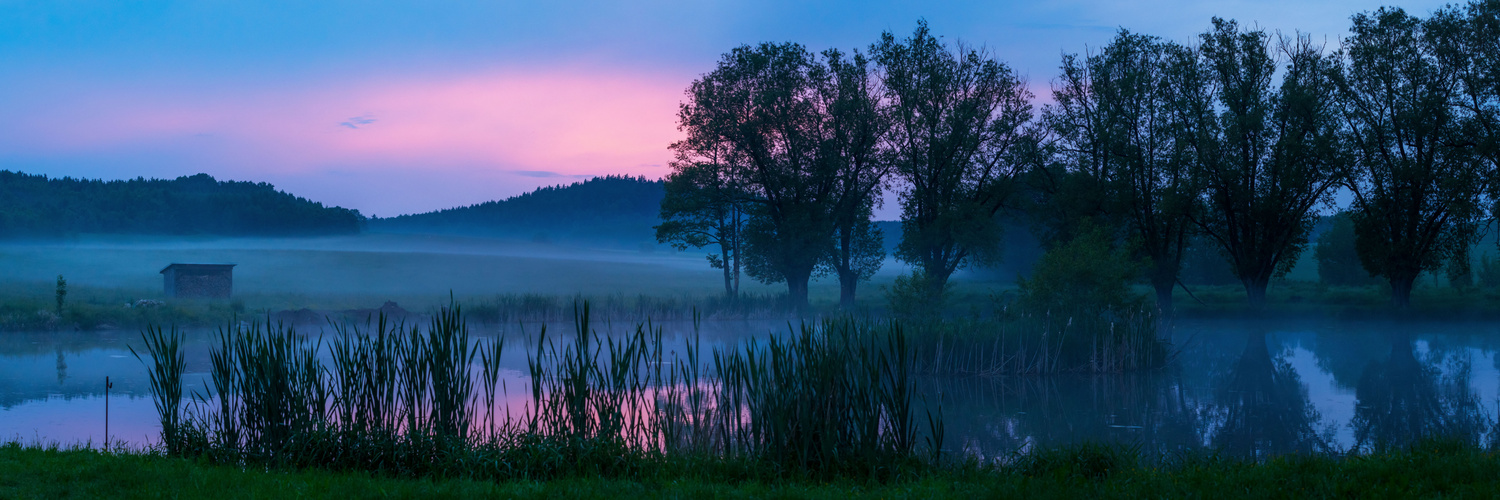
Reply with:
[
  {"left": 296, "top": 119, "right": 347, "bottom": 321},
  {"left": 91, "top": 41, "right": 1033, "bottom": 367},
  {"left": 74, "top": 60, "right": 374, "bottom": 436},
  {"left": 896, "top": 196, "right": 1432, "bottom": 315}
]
[{"left": 0, "top": 0, "right": 1453, "bottom": 217}]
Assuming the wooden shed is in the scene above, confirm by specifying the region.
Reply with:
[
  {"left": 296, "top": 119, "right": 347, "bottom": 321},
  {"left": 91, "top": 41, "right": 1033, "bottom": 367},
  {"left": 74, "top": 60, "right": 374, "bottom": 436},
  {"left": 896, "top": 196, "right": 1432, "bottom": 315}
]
[{"left": 160, "top": 263, "right": 235, "bottom": 299}]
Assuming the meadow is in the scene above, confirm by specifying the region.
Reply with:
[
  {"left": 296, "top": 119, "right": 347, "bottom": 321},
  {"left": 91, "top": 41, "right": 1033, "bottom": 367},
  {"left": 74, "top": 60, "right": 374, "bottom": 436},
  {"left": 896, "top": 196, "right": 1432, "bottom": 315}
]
[
  {"left": 9, "top": 439, "right": 1500, "bottom": 499},
  {"left": 8, "top": 233, "right": 1500, "bottom": 496}
]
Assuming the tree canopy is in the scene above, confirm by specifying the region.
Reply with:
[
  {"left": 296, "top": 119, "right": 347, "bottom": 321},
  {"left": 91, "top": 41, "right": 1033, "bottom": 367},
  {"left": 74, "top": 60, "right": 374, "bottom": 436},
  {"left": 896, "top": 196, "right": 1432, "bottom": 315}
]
[{"left": 0, "top": 171, "right": 362, "bottom": 238}]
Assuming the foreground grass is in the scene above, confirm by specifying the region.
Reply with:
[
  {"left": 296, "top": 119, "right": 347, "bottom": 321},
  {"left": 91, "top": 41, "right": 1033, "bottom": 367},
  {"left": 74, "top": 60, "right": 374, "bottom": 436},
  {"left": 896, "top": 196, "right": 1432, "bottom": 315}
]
[{"left": 8, "top": 442, "right": 1500, "bottom": 499}]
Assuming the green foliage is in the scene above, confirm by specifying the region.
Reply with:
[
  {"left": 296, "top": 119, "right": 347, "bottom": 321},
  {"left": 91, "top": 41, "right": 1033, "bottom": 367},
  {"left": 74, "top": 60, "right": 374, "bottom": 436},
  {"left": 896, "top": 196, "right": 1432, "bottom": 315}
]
[
  {"left": 20, "top": 438, "right": 1500, "bottom": 498},
  {"left": 1017, "top": 225, "right": 1141, "bottom": 315},
  {"left": 889, "top": 226, "right": 1171, "bottom": 376},
  {"left": 0, "top": 171, "right": 361, "bottom": 238},
  {"left": 1191, "top": 20, "right": 1346, "bottom": 304},
  {"left": 704, "top": 319, "right": 923, "bottom": 475},
  {"left": 1316, "top": 212, "right": 1381, "bottom": 286},
  {"left": 884, "top": 270, "right": 949, "bottom": 320},
  {"left": 1015, "top": 443, "right": 1139, "bottom": 481}
]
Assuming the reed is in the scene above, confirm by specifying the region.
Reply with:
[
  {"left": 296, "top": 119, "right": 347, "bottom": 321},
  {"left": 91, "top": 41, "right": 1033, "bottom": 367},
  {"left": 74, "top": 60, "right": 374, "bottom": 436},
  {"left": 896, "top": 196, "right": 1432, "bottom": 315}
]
[
  {"left": 465, "top": 292, "right": 793, "bottom": 323},
  {"left": 909, "top": 306, "right": 1171, "bottom": 375},
  {"left": 128, "top": 325, "right": 185, "bottom": 455},
  {"left": 685, "top": 318, "right": 926, "bottom": 476},
  {"left": 140, "top": 300, "right": 936, "bottom": 482}
]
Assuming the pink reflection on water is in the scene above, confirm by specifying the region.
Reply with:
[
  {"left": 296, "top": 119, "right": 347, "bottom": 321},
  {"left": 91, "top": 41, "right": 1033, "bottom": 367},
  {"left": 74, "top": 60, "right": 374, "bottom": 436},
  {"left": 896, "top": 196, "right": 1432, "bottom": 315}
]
[{"left": 0, "top": 395, "right": 161, "bottom": 448}]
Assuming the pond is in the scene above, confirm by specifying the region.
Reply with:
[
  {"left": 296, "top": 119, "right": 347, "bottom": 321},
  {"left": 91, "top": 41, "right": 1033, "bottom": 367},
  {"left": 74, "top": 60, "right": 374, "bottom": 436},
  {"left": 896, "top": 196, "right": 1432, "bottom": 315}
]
[{"left": 4, "top": 318, "right": 1499, "bottom": 458}]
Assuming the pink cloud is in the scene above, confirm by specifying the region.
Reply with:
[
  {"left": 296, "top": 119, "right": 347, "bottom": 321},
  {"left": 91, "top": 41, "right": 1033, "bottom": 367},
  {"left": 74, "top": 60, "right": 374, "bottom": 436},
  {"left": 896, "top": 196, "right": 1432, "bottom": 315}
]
[{"left": 7, "top": 67, "right": 687, "bottom": 180}]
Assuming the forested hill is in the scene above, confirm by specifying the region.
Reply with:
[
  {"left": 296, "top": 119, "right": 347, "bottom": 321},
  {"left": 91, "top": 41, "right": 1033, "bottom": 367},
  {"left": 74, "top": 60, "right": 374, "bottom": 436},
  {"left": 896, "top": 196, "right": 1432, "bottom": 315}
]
[
  {"left": 371, "top": 175, "right": 665, "bottom": 246},
  {"left": 0, "top": 171, "right": 363, "bottom": 238}
]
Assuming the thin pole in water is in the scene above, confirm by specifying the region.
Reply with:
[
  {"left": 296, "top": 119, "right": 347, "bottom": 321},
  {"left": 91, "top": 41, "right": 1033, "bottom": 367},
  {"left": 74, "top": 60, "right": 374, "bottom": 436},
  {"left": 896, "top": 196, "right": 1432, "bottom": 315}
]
[{"left": 104, "top": 376, "right": 112, "bottom": 451}]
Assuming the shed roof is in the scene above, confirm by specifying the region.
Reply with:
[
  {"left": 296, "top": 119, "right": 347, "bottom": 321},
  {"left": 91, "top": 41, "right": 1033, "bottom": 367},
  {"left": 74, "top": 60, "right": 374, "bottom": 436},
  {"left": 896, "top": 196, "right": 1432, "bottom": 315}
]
[{"left": 159, "top": 263, "right": 237, "bottom": 274}]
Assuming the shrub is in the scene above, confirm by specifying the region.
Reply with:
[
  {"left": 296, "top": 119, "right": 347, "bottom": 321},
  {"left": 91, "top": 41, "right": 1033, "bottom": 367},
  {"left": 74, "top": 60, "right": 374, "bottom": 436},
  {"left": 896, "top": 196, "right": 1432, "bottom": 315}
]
[
  {"left": 1017, "top": 224, "right": 1141, "bottom": 315},
  {"left": 885, "top": 270, "right": 950, "bottom": 320}
]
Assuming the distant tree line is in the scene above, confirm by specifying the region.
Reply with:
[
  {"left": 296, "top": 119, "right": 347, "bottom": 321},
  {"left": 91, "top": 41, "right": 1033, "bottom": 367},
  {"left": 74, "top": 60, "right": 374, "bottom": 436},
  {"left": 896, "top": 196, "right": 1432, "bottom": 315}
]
[
  {"left": 0, "top": 171, "right": 362, "bottom": 238},
  {"left": 374, "top": 175, "right": 664, "bottom": 246},
  {"left": 659, "top": 1, "right": 1500, "bottom": 310}
]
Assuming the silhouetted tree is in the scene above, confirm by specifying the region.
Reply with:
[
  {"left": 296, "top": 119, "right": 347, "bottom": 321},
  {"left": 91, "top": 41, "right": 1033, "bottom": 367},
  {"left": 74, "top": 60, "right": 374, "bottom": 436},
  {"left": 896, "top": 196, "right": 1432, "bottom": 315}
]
[
  {"left": 1044, "top": 31, "right": 1199, "bottom": 312},
  {"left": 1336, "top": 7, "right": 1488, "bottom": 308},
  {"left": 874, "top": 21, "right": 1037, "bottom": 303},
  {"left": 377, "top": 175, "right": 663, "bottom": 246},
  {"left": 1440, "top": 1, "right": 1500, "bottom": 203},
  {"left": 656, "top": 161, "right": 747, "bottom": 299},
  {"left": 676, "top": 43, "right": 889, "bottom": 310},
  {"left": 0, "top": 171, "right": 362, "bottom": 238},
  {"left": 1191, "top": 20, "right": 1349, "bottom": 306},
  {"left": 828, "top": 201, "right": 886, "bottom": 309},
  {"left": 820, "top": 49, "right": 892, "bottom": 309}
]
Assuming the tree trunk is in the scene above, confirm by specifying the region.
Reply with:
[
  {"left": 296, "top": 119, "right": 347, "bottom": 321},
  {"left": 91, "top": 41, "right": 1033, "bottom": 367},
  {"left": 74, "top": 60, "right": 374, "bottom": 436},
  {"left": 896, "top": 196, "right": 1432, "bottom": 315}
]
[
  {"left": 838, "top": 269, "right": 858, "bottom": 310},
  {"left": 1151, "top": 238, "right": 1184, "bottom": 317},
  {"left": 1153, "top": 280, "right": 1174, "bottom": 316},
  {"left": 925, "top": 264, "right": 954, "bottom": 308},
  {"left": 836, "top": 226, "right": 857, "bottom": 310},
  {"left": 1150, "top": 260, "right": 1177, "bottom": 315},
  {"left": 722, "top": 246, "right": 735, "bottom": 299},
  {"left": 731, "top": 210, "right": 741, "bottom": 299},
  {"left": 787, "top": 277, "right": 810, "bottom": 314},
  {"left": 1390, "top": 274, "right": 1416, "bottom": 309},
  {"left": 1243, "top": 275, "right": 1270, "bottom": 308}
]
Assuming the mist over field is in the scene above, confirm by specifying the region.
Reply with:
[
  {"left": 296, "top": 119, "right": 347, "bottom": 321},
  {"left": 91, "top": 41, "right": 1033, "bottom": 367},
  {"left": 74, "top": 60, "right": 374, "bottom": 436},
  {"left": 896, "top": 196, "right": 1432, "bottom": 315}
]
[
  {"left": 5, "top": 2, "right": 1500, "bottom": 495},
  {"left": 0, "top": 233, "right": 924, "bottom": 311}
]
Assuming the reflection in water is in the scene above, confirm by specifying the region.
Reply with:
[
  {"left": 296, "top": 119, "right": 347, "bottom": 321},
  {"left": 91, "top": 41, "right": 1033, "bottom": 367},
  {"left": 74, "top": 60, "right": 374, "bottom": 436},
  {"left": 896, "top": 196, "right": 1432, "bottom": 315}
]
[
  {"left": 1208, "top": 330, "right": 1330, "bottom": 458},
  {"left": 1351, "top": 331, "right": 1489, "bottom": 452},
  {"left": 3, "top": 320, "right": 1500, "bottom": 454},
  {"left": 924, "top": 372, "right": 1205, "bottom": 460},
  {"left": 55, "top": 348, "right": 67, "bottom": 386}
]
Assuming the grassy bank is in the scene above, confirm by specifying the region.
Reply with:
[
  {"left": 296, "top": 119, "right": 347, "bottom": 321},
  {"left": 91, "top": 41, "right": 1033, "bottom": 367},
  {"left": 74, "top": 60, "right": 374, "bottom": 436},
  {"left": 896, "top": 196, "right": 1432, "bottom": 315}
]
[
  {"left": 7, "top": 441, "right": 1500, "bottom": 499},
  {"left": 17, "top": 277, "right": 1500, "bottom": 333},
  {"left": 1172, "top": 280, "right": 1500, "bottom": 318}
]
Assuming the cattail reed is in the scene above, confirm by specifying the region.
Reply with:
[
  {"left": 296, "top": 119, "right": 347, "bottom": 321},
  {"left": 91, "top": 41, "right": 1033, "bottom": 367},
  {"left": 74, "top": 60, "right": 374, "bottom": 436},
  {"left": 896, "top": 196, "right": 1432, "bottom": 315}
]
[
  {"left": 129, "top": 325, "right": 184, "bottom": 455},
  {"left": 140, "top": 300, "right": 942, "bottom": 481}
]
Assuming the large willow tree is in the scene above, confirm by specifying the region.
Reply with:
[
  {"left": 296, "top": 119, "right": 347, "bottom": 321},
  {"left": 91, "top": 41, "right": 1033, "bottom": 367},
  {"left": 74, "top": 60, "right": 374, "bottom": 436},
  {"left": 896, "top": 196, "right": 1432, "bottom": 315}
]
[
  {"left": 1337, "top": 6, "right": 1488, "bottom": 308},
  {"left": 673, "top": 43, "right": 887, "bottom": 310},
  {"left": 874, "top": 21, "right": 1037, "bottom": 302},
  {"left": 1191, "top": 19, "right": 1348, "bottom": 307},
  {"left": 1045, "top": 30, "right": 1200, "bottom": 312}
]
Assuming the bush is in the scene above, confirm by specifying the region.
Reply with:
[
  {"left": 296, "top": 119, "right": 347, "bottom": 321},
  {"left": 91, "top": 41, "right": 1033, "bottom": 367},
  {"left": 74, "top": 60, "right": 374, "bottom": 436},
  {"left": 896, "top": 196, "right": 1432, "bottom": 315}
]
[
  {"left": 1017, "top": 224, "right": 1141, "bottom": 315},
  {"left": 886, "top": 270, "right": 949, "bottom": 320}
]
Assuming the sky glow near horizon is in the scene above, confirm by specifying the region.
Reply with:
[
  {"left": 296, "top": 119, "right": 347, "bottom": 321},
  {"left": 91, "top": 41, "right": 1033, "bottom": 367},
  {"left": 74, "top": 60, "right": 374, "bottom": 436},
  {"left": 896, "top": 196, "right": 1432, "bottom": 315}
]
[{"left": 0, "top": 0, "right": 1455, "bottom": 217}]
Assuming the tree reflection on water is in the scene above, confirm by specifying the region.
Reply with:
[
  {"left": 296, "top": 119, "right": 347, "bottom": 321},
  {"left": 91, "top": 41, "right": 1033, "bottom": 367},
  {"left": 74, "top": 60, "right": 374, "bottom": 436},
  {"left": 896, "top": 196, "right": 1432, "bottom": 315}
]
[
  {"left": 1206, "top": 330, "right": 1332, "bottom": 458},
  {"left": 1351, "top": 330, "right": 1489, "bottom": 452}
]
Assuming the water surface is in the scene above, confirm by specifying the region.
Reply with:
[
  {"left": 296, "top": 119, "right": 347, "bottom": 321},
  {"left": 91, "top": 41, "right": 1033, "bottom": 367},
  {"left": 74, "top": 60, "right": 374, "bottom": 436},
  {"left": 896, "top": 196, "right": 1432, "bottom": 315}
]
[{"left": 5, "top": 318, "right": 1497, "bottom": 458}]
